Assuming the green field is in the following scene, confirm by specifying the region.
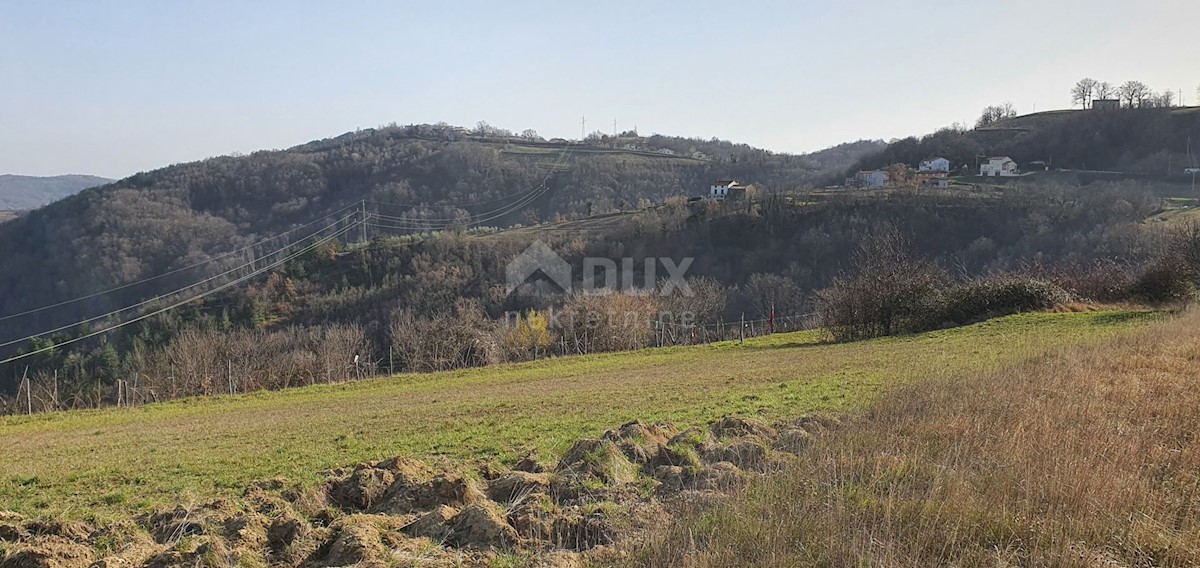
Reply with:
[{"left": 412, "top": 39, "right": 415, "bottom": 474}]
[{"left": 0, "top": 311, "right": 1159, "bottom": 522}]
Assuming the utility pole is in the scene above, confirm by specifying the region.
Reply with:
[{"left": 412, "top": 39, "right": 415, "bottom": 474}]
[{"left": 580, "top": 116, "right": 586, "bottom": 140}]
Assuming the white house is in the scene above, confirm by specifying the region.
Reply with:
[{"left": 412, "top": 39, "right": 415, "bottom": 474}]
[
  {"left": 1186, "top": 167, "right": 1200, "bottom": 174},
  {"left": 852, "top": 170, "right": 889, "bottom": 189},
  {"left": 980, "top": 156, "right": 1018, "bottom": 177},
  {"left": 710, "top": 179, "right": 747, "bottom": 201},
  {"left": 656, "top": 148, "right": 675, "bottom": 155},
  {"left": 919, "top": 157, "right": 951, "bottom": 172}
]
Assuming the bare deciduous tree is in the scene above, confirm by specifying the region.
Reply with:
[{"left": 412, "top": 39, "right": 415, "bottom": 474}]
[
  {"left": 660, "top": 276, "right": 728, "bottom": 325},
  {"left": 975, "top": 103, "right": 1017, "bottom": 128},
  {"left": 744, "top": 273, "right": 805, "bottom": 321},
  {"left": 817, "top": 228, "right": 949, "bottom": 341},
  {"left": 1159, "top": 90, "right": 1176, "bottom": 108},
  {"left": 1118, "top": 81, "right": 1151, "bottom": 107},
  {"left": 1072, "top": 78, "right": 1098, "bottom": 108}
]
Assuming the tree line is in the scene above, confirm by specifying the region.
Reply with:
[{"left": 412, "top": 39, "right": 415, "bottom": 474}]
[{"left": 1072, "top": 77, "right": 1188, "bottom": 109}]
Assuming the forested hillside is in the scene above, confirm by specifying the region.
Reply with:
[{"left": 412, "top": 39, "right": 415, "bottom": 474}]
[
  {"left": 3, "top": 115, "right": 1196, "bottom": 413},
  {"left": 847, "top": 106, "right": 1200, "bottom": 179},
  {"left": 0, "top": 177, "right": 1180, "bottom": 410},
  {"left": 0, "top": 125, "right": 877, "bottom": 326}
]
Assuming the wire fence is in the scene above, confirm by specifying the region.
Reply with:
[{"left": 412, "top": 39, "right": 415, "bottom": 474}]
[{"left": 0, "top": 309, "right": 823, "bottom": 416}]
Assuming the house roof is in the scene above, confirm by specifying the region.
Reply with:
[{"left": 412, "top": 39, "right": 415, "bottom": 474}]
[
  {"left": 987, "top": 156, "right": 1014, "bottom": 162},
  {"left": 714, "top": 179, "right": 737, "bottom": 185},
  {"left": 922, "top": 157, "right": 949, "bottom": 162}
]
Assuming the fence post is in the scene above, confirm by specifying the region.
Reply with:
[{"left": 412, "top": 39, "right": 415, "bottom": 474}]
[
  {"left": 22, "top": 367, "right": 31, "bottom": 415},
  {"left": 740, "top": 313, "right": 745, "bottom": 344}
]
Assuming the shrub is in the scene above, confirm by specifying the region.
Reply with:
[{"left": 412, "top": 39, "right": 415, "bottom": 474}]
[
  {"left": 1130, "top": 258, "right": 1197, "bottom": 304},
  {"left": 939, "top": 278, "right": 1071, "bottom": 325},
  {"left": 816, "top": 229, "right": 949, "bottom": 342},
  {"left": 1017, "top": 259, "right": 1133, "bottom": 303},
  {"left": 559, "top": 291, "right": 661, "bottom": 354},
  {"left": 390, "top": 299, "right": 499, "bottom": 372}
]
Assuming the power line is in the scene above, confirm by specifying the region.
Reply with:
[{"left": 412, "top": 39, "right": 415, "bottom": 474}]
[
  {"left": 367, "top": 140, "right": 577, "bottom": 212},
  {"left": 0, "top": 202, "right": 362, "bottom": 322},
  {"left": 0, "top": 220, "right": 362, "bottom": 367},
  {"left": 366, "top": 187, "right": 545, "bottom": 230},
  {"left": 0, "top": 212, "right": 358, "bottom": 350},
  {"left": 368, "top": 188, "right": 551, "bottom": 210},
  {"left": 368, "top": 182, "right": 550, "bottom": 227},
  {"left": 0, "top": 140, "right": 576, "bottom": 348},
  {"left": 368, "top": 183, "right": 548, "bottom": 225},
  {"left": 364, "top": 142, "right": 574, "bottom": 230}
]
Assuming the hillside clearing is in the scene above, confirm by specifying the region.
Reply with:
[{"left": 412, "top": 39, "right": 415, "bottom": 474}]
[{"left": 0, "top": 311, "right": 1158, "bottom": 521}]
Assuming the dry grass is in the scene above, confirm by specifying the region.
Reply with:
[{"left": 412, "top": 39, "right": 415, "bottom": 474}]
[{"left": 629, "top": 308, "right": 1200, "bottom": 567}]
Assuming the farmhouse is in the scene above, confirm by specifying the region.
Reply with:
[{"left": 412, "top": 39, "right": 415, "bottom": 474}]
[
  {"left": 851, "top": 170, "right": 889, "bottom": 189},
  {"left": 916, "top": 175, "right": 945, "bottom": 188},
  {"left": 917, "top": 171, "right": 949, "bottom": 189},
  {"left": 919, "top": 157, "right": 951, "bottom": 172},
  {"left": 710, "top": 179, "right": 747, "bottom": 201},
  {"left": 980, "top": 156, "right": 1018, "bottom": 177}
]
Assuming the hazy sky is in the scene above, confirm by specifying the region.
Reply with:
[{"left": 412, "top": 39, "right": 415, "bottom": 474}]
[{"left": 2, "top": 0, "right": 1196, "bottom": 179}]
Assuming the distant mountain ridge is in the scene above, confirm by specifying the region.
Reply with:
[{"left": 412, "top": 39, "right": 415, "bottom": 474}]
[{"left": 0, "top": 174, "right": 113, "bottom": 210}]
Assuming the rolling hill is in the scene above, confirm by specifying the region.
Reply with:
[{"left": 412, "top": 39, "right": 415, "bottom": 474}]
[
  {"left": 0, "top": 174, "right": 111, "bottom": 210},
  {"left": 847, "top": 106, "right": 1200, "bottom": 180},
  {"left": 0, "top": 126, "right": 879, "bottom": 324}
]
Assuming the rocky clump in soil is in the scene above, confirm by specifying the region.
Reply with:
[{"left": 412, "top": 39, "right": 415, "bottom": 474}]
[{"left": 0, "top": 414, "right": 838, "bottom": 568}]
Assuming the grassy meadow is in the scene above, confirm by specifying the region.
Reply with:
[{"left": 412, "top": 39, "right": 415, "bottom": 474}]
[{"left": 0, "top": 310, "right": 1159, "bottom": 522}]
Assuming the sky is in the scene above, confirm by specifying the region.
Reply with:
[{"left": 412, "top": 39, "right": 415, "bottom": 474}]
[{"left": 2, "top": 0, "right": 1197, "bottom": 179}]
